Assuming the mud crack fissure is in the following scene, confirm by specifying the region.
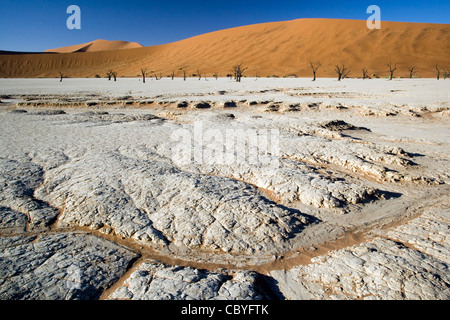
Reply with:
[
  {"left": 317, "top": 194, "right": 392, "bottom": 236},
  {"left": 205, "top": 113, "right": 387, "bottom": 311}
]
[{"left": 1, "top": 78, "right": 449, "bottom": 300}]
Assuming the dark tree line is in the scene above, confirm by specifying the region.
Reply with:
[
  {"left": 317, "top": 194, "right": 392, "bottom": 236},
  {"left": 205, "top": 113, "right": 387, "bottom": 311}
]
[
  {"left": 307, "top": 61, "right": 448, "bottom": 81},
  {"left": 58, "top": 62, "right": 447, "bottom": 83}
]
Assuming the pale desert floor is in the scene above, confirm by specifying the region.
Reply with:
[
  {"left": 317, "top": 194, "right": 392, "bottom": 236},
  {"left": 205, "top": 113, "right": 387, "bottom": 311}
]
[{"left": 0, "top": 78, "right": 448, "bottom": 300}]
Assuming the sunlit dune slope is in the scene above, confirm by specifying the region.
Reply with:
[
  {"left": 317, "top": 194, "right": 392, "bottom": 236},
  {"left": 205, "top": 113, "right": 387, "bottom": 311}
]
[{"left": 1, "top": 19, "right": 449, "bottom": 78}]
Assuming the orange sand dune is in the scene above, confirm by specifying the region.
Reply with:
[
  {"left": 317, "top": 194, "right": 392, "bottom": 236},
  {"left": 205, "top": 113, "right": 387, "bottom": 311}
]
[
  {"left": 1, "top": 19, "right": 449, "bottom": 78},
  {"left": 44, "top": 39, "right": 143, "bottom": 53}
]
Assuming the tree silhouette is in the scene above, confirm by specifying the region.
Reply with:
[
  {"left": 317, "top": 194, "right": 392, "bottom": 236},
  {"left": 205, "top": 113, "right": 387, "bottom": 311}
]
[
  {"left": 309, "top": 61, "right": 321, "bottom": 81},
  {"left": 141, "top": 68, "right": 147, "bottom": 83},
  {"left": 435, "top": 64, "right": 441, "bottom": 80},
  {"left": 179, "top": 67, "right": 187, "bottom": 81},
  {"left": 232, "top": 64, "right": 248, "bottom": 82},
  {"left": 387, "top": 61, "right": 397, "bottom": 80},
  {"left": 335, "top": 65, "right": 351, "bottom": 81},
  {"left": 362, "top": 67, "right": 370, "bottom": 79},
  {"left": 407, "top": 66, "right": 416, "bottom": 79}
]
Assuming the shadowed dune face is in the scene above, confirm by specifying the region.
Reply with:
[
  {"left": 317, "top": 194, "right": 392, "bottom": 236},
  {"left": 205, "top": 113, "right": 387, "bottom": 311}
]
[{"left": 0, "top": 18, "right": 449, "bottom": 78}]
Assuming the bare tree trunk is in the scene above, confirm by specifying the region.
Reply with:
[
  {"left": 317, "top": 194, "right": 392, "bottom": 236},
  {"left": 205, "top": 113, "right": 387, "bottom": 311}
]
[
  {"left": 197, "top": 69, "right": 201, "bottom": 80},
  {"left": 141, "top": 68, "right": 147, "bottom": 83},
  {"left": 436, "top": 65, "right": 440, "bottom": 80},
  {"left": 310, "top": 61, "right": 321, "bottom": 81},
  {"left": 335, "top": 65, "right": 350, "bottom": 81},
  {"left": 407, "top": 66, "right": 416, "bottom": 79},
  {"left": 362, "top": 67, "right": 370, "bottom": 79},
  {"left": 388, "top": 61, "right": 397, "bottom": 80},
  {"left": 180, "top": 68, "right": 187, "bottom": 81},
  {"left": 171, "top": 70, "right": 175, "bottom": 80},
  {"left": 112, "top": 71, "right": 117, "bottom": 81},
  {"left": 232, "top": 64, "right": 248, "bottom": 82},
  {"left": 59, "top": 71, "right": 64, "bottom": 82},
  {"left": 107, "top": 70, "right": 113, "bottom": 81}
]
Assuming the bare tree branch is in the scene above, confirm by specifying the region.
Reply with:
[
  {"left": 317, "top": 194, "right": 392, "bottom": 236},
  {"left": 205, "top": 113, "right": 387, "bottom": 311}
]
[
  {"left": 141, "top": 68, "right": 147, "bottom": 83},
  {"left": 388, "top": 61, "right": 397, "bottom": 80},
  {"left": 435, "top": 64, "right": 441, "bottom": 80},
  {"left": 407, "top": 66, "right": 416, "bottom": 79},
  {"left": 107, "top": 70, "right": 113, "bottom": 81},
  {"left": 362, "top": 67, "right": 370, "bottom": 79},
  {"left": 335, "top": 65, "right": 350, "bottom": 81},
  {"left": 178, "top": 67, "right": 187, "bottom": 81},
  {"left": 232, "top": 64, "right": 248, "bottom": 82},
  {"left": 309, "top": 61, "right": 321, "bottom": 81}
]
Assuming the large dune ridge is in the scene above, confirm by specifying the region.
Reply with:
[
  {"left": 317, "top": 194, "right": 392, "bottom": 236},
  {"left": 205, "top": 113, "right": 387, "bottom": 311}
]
[
  {"left": 44, "top": 39, "right": 144, "bottom": 53},
  {"left": 0, "top": 18, "right": 449, "bottom": 78}
]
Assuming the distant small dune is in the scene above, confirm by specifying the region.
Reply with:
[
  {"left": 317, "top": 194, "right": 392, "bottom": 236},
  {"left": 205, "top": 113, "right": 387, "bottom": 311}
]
[{"left": 44, "top": 39, "right": 144, "bottom": 53}]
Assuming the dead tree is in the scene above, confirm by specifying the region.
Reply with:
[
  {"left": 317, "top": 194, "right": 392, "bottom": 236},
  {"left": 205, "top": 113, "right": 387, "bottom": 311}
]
[
  {"left": 387, "top": 61, "right": 397, "bottom": 80},
  {"left": 309, "top": 61, "right": 321, "bottom": 81},
  {"left": 58, "top": 71, "right": 64, "bottom": 82},
  {"left": 407, "top": 66, "right": 416, "bottom": 79},
  {"left": 179, "top": 67, "right": 187, "bottom": 81},
  {"left": 171, "top": 70, "right": 175, "bottom": 80},
  {"left": 213, "top": 72, "right": 218, "bottom": 80},
  {"left": 435, "top": 64, "right": 441, "bottom": 80},
  {"left": 362, "top": 67, "right": 370, "bottom": 79},
  {"left": 232, "top": 64, "right": 248, "bottom": 82},
  {"left": 141, "top": 68, "right": 147, "bottom": 83},
  {"left": 197, "top": 69, "right": 201, "bottom": 80},
  {"left": 111, "top": 71, "right": 118, "bottom": 81},
  {"left": 154, "top": 73, "right": 162, "bottom": 80},
  {"left": 335, "top": 65, "right": 351, "bottom": 81},
  {"left": 107, "top": 70, "right": 113, "bottom": 81}
]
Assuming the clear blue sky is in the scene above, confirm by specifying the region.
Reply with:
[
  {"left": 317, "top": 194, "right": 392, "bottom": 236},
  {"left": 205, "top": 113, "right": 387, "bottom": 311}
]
[{"left": 1, "top": 0, "right": 449, "bottom": 52}]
